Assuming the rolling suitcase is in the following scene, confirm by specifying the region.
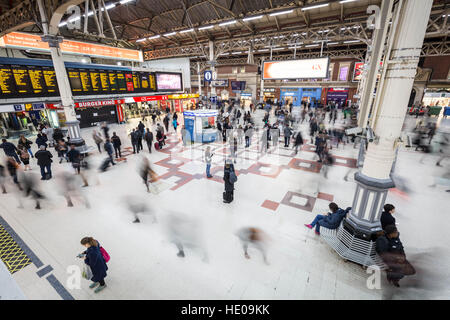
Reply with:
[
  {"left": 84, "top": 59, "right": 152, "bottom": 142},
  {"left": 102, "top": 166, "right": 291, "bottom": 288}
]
[
  {"left": 154, "top": 142, "right": 160, "bottom": 150},
  {"left": 100, "top": 158, "right": 110, "bottom": 171}
]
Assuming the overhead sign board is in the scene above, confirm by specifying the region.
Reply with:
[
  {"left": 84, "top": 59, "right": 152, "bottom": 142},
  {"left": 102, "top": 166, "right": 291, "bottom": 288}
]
[
  {"left": 353, "top": 62, "right": 364, "bottom": 82},
  {"left": 211, "top": 79, "right": 228, "bottom": 87},
  {"left": 262, "top": 58, "right": 329, "bottom": 80},
  {"left": 0, "top": 32, "right": 143, "bottom": 62},
  {"left": 204, "top": 70, "right": 212, "bottom": 82}
]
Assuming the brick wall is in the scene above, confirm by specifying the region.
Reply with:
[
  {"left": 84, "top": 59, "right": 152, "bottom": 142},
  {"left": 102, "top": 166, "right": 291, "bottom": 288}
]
[{"left": 423, "top": 56, "right": 450, "bottom": 80}]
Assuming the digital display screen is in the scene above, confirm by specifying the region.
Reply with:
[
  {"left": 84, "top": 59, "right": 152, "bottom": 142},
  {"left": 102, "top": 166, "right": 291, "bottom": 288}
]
[
  {"left": 99, "top": 70, "right": 110, "bottom": 93},
  {"left": 132, "top": 72, "right": 140, "bottom": 91},
  {"left": 231, "top": 81, "right": 246, "bottom": 91},
  {"left": 11, "top": 65, "right": 32, "bottom": 95},
  {"left": 68, "top": 68, "right": 82, "bottom": 93},
  {"left": 27, "top": 66, "right": 46, "bottom": 95},
  {"left": 125, "top": 73, "right": 134, "bottom": 92},
  {"left": 155, "top": 72, "right": 182, "bottom": 91},
  {"left": 140, "top": 72, "right": 149, "bottom": 91},
  {"left": 89, "top": 69, "right": 101, "bottom": 93},
  {"left": 42, "top": 66, "right": 58, "bottom": 95},
  {"left": 339, "top": 66, "right": 349, "bottom": 81},
  {"left": 263, "top": 58, "right": 329, "bottom": 80},
  {"left": 108, "top": 71, "right": 118, "bottom": 92},
  {"left": 116, "top": 72, "right": 127, "bottom": 91},
  {"left": 0, "top": 64, "right": 15, "bottom": 96},
  {"left": 149, "top": 73, "right": 156, "bottom": 91},
  {"left": 353, "top": 62, "right": 364, "bottom": 82},
  {"left": 79, "top": 69, "right": 92, "bottom": 93}
]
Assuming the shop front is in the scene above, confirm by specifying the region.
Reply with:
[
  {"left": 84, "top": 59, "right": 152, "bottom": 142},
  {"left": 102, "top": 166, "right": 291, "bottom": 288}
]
[
  {"left": 168, "top": 93, "right": 199, "bottom": 112},
  {"left": 72, "top": 99, "right": 125, "bottom": 128},
  {"left": 422, "top": 90, "right": 450, "bottom": 107},
  {"left": 262, "top": 88, "right": 276, "bottom": 102},
  {"left": 326, "top": 87, "right": 349, "bottom": 108},
  {"left": 239, "top": 92, "right": 253, "bottom": 107},
  {"left": 0, "top": 103, "right": 48, "bottom": 137},
  {"left": 299, "top": 88, "right": 322, "bottom": 107},
  {"left": 280, "top": 88, "right": 300, "bottom": 106}
]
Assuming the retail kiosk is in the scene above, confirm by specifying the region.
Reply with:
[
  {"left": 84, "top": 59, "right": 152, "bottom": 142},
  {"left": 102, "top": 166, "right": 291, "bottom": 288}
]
[{"left": 183, "top": 109, "right": 218, "bottom": 143}]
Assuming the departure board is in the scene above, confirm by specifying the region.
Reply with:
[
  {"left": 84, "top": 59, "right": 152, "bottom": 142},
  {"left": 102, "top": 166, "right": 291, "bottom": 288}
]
[
  {"left": 28, "top": 66, "right": 46, "bottom": 95},
  {"left": 0, "top": 64, "right": 15, "bottom": 96},
  {"left": 140, "top": 72, "right": 149, "bottom": 91},
  {"left": 11, "top": 65, "right": 33, "bottom": 95},
  {"left": 108, "top": 71, "right": 118, "bottom": 92},
  {"left": 99, "top": 70, "right": 110, "bottom": 93},
  {"left": 42, "top": 66, "right": 58, "bottom": 95},
  {"left": 67, "top": 68, "right": 83, "bottom": 93},
  {"left": 79, "top": 69, "right": 92, "bottom": 93},
  {"left": 132, "top": 72, "right": 140, "bottom": 91},
  {"left": 89, "top": 69, "right": 101, "bottom": 93},
  {"left": 149, "top": 73, "right": 156, "bottom": 91},
  {"left": 116, "top": 72, "right": 127, "bottom": 92},
  {"left": 125, "top": 73, "right": 134, "bottom": 92}
]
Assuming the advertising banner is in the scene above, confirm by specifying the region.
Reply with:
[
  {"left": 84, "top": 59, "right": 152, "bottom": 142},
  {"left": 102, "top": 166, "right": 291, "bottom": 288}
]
[
  {"left": 155, "top": 72, "right": 183, "bottom": 91},
  {"left": 353, "top": 62, "right": 364, "bottom": 82},
  {"left": 262, "top": 58, "right": 329, "bottom": 80}
]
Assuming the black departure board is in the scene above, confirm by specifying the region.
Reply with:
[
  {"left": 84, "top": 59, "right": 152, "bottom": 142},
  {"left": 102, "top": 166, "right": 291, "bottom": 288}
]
[
  {"left": 108, "top": 71, "right": 118, "bottom": 92},
  {"left": 149, "top": 73, "right": 156, "bottom": 91},
  {"left": 0, "top": 64, "right": 16, "bottom": 96},
  {"left": 116, "top": 72, "right": 127, "bottom": 92},
  {"left": 11, "top": 65, "right": 33, "bottom": 96},
  {"left": 89, "top": 69, "right": 101, "bottom": 93},
  {"left": 28, "top": 66, "right": 46, "bottom": 95},
  {"left": 99, "top": 70, "right": 110, "bottom": 93},
  {"left": 42, "top": 66, "right": 58, "bottom": 95},
  {"left": 79, "top": 69, "right": 92, "bottom": 93},
  {"left": 67, "top": 68, "right": 83, "bottom": 93},
  {"left": 132, "top": 72, "right": 140, "bottom": 91},
  {"left": 140, "top": 72, "right": 149, "bottom": 91},
  {"left": 125, "top": 73, "right": 134, "bottom": 92}
]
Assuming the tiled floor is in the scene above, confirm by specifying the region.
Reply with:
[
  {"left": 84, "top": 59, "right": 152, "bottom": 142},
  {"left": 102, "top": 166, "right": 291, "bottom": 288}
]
[{"left": 0, "top": 111, "right": 449, "bottom": 300}]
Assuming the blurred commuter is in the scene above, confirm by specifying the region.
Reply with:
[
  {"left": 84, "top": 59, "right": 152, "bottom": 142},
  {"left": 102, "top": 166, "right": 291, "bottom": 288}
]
[
  {"left": 235, "top": 227, "right": 269, "bottom": 264},
  {"left": 0, "top": 164, "right": 7, "bottom": 193},
  {"left": 123, "top": 196, "right": 156, "bottom": 224},
  {"left": 19, "top": 171, "right": 44, "bottom": 210},
  {"left": 205, "top": 146, "right": 213, "bottom": 178},
  {"left": 223, "top": 160, "right": 236, "bottom": 203},
  {"left": 294, "top": 131, "right": 304, "bottom": 154},
  {"left": 140, "top": 157, "right": 158, "bottom": 193},
  {"left": 67, "top": 144, "right": 82, "bottom": 174},
  {"left": 92, "top": 130, "right": 103, "bottom": 153},
  {"left": 6, "top": 157, "right": 22, "bottom": 190},
  {"left": 1, "top": 138, "right": 21, "bottom": 164},
  {"left": 17, "top": 145, "right": 31, "bottom": 171},
  {"left": 18, "top": 135, "right": 33, "bottom": 158},
  {"left": 55, "top": 139, "right": 69, "bottom": 163},
  {"left": 35, "top": 145, "right": 53, "bottom": 180}
]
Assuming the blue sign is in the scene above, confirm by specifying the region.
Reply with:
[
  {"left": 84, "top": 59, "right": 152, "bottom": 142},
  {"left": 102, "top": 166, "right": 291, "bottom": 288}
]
[
  {"left": 204, "top": 70, "right": 212, "bottom": 82},
  {"left": 13, "top": 104, "right": 23, "bottom": 111},
  {"left": 32, "top": 103, "right": 45, "bottom": 110},
  {"left": 210, "top": 96, "right": 217, "bottom": 103}
]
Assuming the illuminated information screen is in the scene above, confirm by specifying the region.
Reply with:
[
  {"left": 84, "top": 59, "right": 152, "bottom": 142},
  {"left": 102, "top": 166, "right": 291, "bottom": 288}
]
[
  {"left": 28, "top": 66, "right": 46, "bottom": 95},
  {"left": 108, "top": 71, "right": 118, "bottom": 92},
  {"left": 42, "top": 66, "right": 58, "bottom": 95},
  {"left": 79, "top": 69, "right": 92, "bottom": 93},
  {"left": 0, "top": 64, "right": 15, "bottom": 96},
  {"left": 99, "top": 70, "right": 110, "bottom": 93},
  {"left": 89, "top": 69, "right": 101, "bottom": 93},
  {"left": 133, "top": 72, "right": 140, "bottom": 91},
  {"left": 149, "top": 73, "right": 156, "bottom": 91},
  {"left": 68, "top": 68, "right": 82, "bottom": 93},
  {"left": 11, "top": 65, "right": 32, "bottom": 95},
  {"left": 116, "top": 72, "right": 127, "bottom": 92}
]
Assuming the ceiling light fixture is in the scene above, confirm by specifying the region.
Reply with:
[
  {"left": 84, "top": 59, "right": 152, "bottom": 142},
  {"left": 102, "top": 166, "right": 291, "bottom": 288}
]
[
  {"left": 120, "top": 0, "right": 134, "bottom": 4},
  {"left": 180, "top": 28, "right": 194, "bottom": 33},
  {"left": 269, "top": 9, "right": 294, "bottom": 16},
  {"left": 344, "top": 40, "right": 360, "bottom": 43},
  {"left": 199, "top": 25, "right": 214, "bottom": 30},
  {"left": 339, "top": 0, "right": 358, "bottom": 4},
  {"left": 136, "top": 38, "right": 146, "bottom": 42},
  {"left": 243, "top": 15, "right": 263, "bottom": 22},
  {"left": 302, "top": 3, "right": 329, "bottom": 11},
  {"left": 219, "top": 20, "right": 237, "bottom": 26},
  {"left": 163, "top": 32, "right": 176, "bottom": 36},
  {"left": 148, "top": 35, "right": 161, "bottom": 39},
  {"left": 305, "top": 44, "right": 319, "bottom": 47}
]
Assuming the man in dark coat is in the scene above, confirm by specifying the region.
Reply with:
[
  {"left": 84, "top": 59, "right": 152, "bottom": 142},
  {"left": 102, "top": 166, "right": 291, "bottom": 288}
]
[
  {"left": 104, "top": 138, "right": 115, "bottom": 168},
  {"left": 163, "top": 114, "right": 170, "bottom": 132},
  {"left": 294, "top": 131, "right": 304, "bottom": 154},
  {"left": 376, "top": 225, "right": 415, "bottom": 287},
  {"left": 67, "top": 144, "right": 81, "bottom": 174},
  {"left": 136, "top": 127, "right": 143, "bottom": 152},
  {"left": 305, "top": 203, "right": 351, "bottom": 235},
  {"left": 35, "top": 145, "right": 53, "bottom": 180},
  {"left": 130, "top": 129, "right": 139, "bottom": 154},
  {"left": 35, "top": 133, "right": 48, "bottom": 149},
  {"left": 223, "top": 160, "right": 236, "bottom": 203},
  {"left": 111, "top": 132, "right": 122, "bottom": 158},
  {"left": 144, "top": 128, "right": 153, "bottom": 153},
  {"left": 0, "top": 139, "right": 21, "bottom": 164},
  {"left": 138, "top": 121, "right": 145, "bottom": 134},
  {"left": 380, "top": 204, "right": 396, "bottom": 231}
]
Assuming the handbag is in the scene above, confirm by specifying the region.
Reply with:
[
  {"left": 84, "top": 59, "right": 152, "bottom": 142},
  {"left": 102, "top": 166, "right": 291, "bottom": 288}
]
[
  {"left": 82, "top": 264, "right": 93, "bottom": 280},
  {"left": 100, "top": 247, "right": 110, "bottom": 263},
  {"left": 229, "top": 171, "right": 238, "bottom": 183}
]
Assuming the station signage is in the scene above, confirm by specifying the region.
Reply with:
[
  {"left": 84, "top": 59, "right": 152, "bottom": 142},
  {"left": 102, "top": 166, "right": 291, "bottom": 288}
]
[
  {"left": 211, "top": 79, "right": 228, "bottom": 87},
  {"left": 0, "top": 32, "right": 143, "bottom": 62},
  {"left": 168, "top": 93, "right": 199, "bottom": 99},
  {"left": 262, "top": 58, "right": 329, "bottom": 80},
  {"left": 75, "top": 99, "right": 125, "bottom": 108}
]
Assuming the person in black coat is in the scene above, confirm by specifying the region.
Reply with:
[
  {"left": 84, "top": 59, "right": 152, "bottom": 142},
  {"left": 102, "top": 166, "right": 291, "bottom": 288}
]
[
  {"left": 79, "top": 237, "right": 108, "bottom": 293},
  {"left": 35, "top": 134, "right": 48, "bottom": 149},
  {"left": 376, "top": 225, "right": 415, "bottom": 287},
  {"left": 136, "top": 127, "right": 143, "bottom": 152},
  {"left": 111, "top": 132, "right": 122, "bottom": 158},
  {"left": 67, "top": 144, "right": 81, "bottom": 174},
  {"left": 35, "top": 145, "right": 53, "bottom": 180},
  {"left": 294, "top": 131, "right": 304, "bottom": 154},
  {"left": 223, "top": 160, "right": 236, "bottom": 203},
  {"left": 18, "top": 135, "right": 34, "bottom": 158},
  {"left": 144, "top": 128, "right": 153, "bottom": 153},
  {"left": 0, "top": 139, "right": 21, "bottom": 164},
  {"left": 103, "top": 139, "right": 115, "bottom": 169},
  {"left": 130, "top": 129, "right": 139, "bottom": 154},
  {"left": 380, "top": 204, "right": 396, "bottom": 231},
  {"left": 53, "top": 128, "right": 64, "bottom": 143}
]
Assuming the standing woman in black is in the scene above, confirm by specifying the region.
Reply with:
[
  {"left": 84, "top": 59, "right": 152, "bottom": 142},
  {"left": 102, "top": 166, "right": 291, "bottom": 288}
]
[
  {"left": 223, "top": 160, "right": 236, "bottom": 203},
  {"left": 79, "top": 237, "right": 108, "bottom": 293}
]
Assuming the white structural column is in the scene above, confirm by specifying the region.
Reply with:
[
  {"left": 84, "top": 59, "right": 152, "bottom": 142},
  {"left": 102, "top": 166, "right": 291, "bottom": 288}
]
[
  {"left": 259, "top": 57, "right": 265, "bottom": 103},
  {"left": 38, "top": 0, "right": 90, "bottom": 152},
  {"left": 209, "top": 41, "right": 216, "bottom": 100},
  {"left": 197, "top": 61, "right": 202, "bottom": 100},
  {"left": 347, "top": 0, "right": 434, "bottom": 233}
]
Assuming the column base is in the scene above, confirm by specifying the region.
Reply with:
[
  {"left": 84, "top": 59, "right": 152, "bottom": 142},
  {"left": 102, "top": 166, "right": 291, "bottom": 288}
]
[{"left": 64, "top": 120, "right": 95, "bottom": 154}]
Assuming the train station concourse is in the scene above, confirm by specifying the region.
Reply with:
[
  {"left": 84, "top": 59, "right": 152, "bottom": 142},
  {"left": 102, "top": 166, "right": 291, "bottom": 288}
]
[{"left": 0, "top": 0, "right": 449, "bottom": 305}]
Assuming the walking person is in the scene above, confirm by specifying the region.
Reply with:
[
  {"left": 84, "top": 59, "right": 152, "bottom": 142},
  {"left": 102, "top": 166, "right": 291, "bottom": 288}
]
[
  {"left": 78, "top": 237, "right": 108, "bottom": 293},
  {"left": 35, "top": 133, "right": 48, "bottom": 150},
  {"left": 55, "top": 139, "right": 69, "bottom": 163},
  {"left": 18, "top": 135, "right": 34, "bottom": 158},
  {"left": 130, "top": 129, "right": 139, "bottom": 154},
  {"left": 140, "top": 157, "right": 158, "bottom": 193},
  {"left": 0, "top": 138, "right": 21, "bottom": 164},
  {"left": 34, "top": 145, "right": 53, "bottom": 180},
  {"left": 235, "top": 227, "right": 269, "bottom": 264},
  {"left": 92, "top": 130, "right": 103, "bottom": 153},
  {"left": 0, "top": 164, "right": 7, "bottom": 194},
  {"left": 163, "top": 114, "right": 170, "bottom": 132},
  {"left": 111, "top": 132, "right": 122, "bottom": 159},
  {"left": 172, "top": 117, "right": 178, "bottom": 132},
  {"left": 136, "top": 127, "right": 144, "bottom": 152},
  {"left": 67, "top": 144, "right": 82, "bottom": 175},
  {"left": 144, "top": 128, "right": 153, "bottom": 153},
  {"left": 103, "top": 138, "right": 115, "bottom": 169},
  {"left": 294, "top": 131, "right": 304, "bottom": 154},
  {"left": 101, "top": 122, "right": 110, "bottom": 139},
  {"left": 284, "top": 125, "right": 293, "bottom": 148},
  {"left": 223, "top": 159, "right": 237, "bottom": 203},
  {"left": 205, "top": 146, "right": 213, "bottom": 178}
]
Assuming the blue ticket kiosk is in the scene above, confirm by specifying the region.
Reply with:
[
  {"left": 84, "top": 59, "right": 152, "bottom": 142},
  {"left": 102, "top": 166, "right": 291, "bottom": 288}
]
[{"left": 183, "top": 110, "right": 219, "bottom": 143}]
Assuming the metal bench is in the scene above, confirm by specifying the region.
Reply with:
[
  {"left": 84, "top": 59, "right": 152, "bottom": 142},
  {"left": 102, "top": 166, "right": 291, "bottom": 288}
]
[{"left": 320, "top": 222, "right": 388, "bottom": 270}]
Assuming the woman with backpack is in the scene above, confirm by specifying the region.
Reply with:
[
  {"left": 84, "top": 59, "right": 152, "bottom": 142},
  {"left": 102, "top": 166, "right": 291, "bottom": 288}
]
[
  {"left": 223, "top": 159, "right": 237, "bottom": 203},
  {"left": 78, "top": 237, "right": 109, "bottom": 293}
]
